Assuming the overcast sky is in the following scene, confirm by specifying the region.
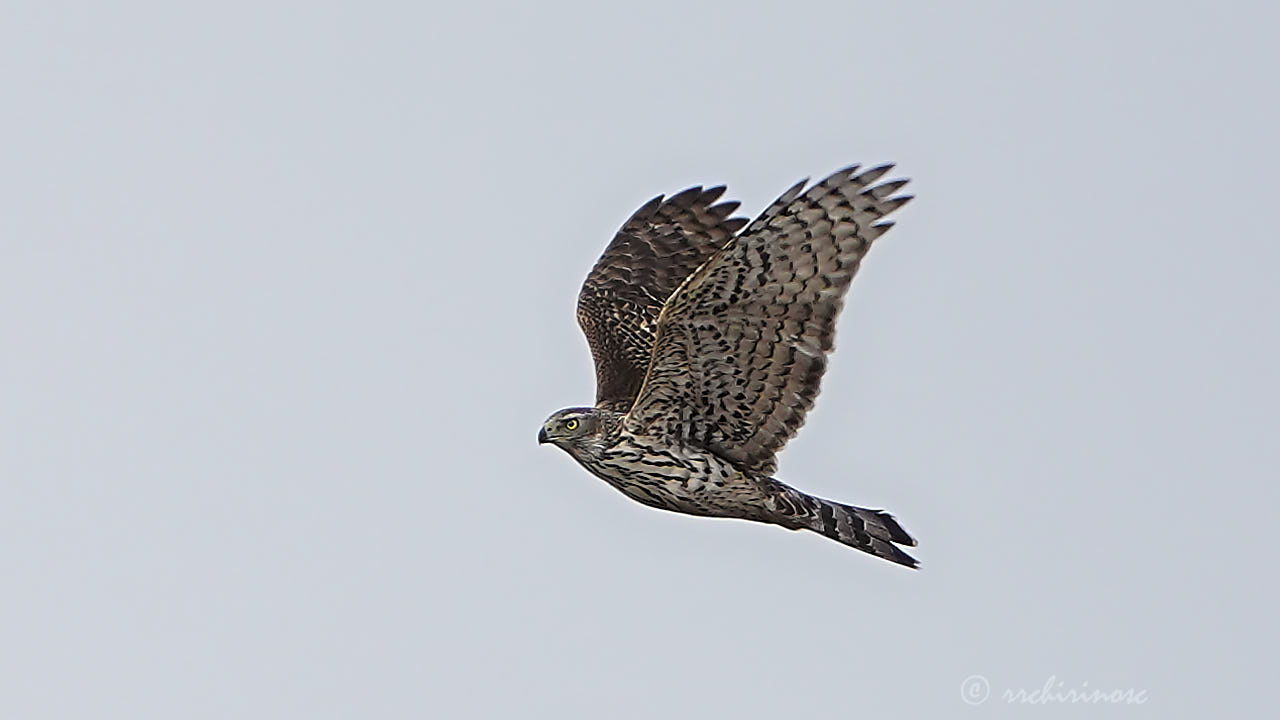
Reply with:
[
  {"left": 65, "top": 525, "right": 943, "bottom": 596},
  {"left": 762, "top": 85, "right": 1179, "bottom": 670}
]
[{"left": 2, "top": 1, "right": 1276, "bottom": 718}]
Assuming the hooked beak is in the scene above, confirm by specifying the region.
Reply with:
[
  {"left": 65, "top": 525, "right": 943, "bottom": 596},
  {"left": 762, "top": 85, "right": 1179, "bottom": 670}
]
[{"left": 538, "top": 427, "right": 549, "bottom": 444}]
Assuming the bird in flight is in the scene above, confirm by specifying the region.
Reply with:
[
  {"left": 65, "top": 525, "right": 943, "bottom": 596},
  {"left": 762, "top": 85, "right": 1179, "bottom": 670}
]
[{"left": 538, "top": 165, "right": 918, "bottom": 567}]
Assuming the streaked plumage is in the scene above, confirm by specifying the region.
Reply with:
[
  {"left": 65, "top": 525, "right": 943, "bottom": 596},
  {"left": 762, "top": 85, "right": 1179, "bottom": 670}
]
[{"left": 540, "top": 165, "right": 918, "bottom": 567}]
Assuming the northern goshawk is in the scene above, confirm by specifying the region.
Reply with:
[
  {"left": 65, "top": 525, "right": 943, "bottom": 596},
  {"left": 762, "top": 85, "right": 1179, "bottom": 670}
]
[{"left": 538, "top": 165, "right": 918, "bottom": 567}]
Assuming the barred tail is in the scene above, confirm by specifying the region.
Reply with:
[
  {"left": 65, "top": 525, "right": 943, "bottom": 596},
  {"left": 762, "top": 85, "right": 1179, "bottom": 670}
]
[{"left": 803, "top": 494, "right": 919, "bottom": 568}]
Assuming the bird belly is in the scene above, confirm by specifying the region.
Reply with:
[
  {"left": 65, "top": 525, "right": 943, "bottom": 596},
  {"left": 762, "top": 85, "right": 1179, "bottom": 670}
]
[{"left": 578, "top": 441, "right": 764, "bottom": 519}]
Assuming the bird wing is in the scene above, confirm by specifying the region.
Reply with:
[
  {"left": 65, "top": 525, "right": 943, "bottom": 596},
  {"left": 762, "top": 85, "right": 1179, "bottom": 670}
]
[
  {"left": 577, "top": 186, "right": 747, "bottom": 412},
  {"left": 622, "top": 165, "right": 912, "bottom": 475}
]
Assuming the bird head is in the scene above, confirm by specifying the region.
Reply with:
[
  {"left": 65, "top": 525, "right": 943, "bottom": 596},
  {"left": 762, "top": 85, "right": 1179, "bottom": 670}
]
[{"left": 538, "top": 407, "right": 599, "bottom": 446}]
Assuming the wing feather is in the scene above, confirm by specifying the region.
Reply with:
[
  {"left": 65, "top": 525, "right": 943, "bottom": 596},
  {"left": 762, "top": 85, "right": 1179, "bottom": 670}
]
[
  {"left": 623, "top": 165, "right": 912, "bottom": 474},
  {"left": 576, "top": 186, "right": 747, "bottom": 412}
]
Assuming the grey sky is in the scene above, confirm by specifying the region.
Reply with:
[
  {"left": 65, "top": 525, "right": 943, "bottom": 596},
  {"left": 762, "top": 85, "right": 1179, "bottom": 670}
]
[{"left": 2, "top": 1, "right": 1276, "bottom": 718}]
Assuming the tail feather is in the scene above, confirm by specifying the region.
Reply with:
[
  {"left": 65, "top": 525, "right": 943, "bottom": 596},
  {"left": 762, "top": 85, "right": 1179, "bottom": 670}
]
[{"left": 807, "top": 496, "right": 919, "bottom": 568}]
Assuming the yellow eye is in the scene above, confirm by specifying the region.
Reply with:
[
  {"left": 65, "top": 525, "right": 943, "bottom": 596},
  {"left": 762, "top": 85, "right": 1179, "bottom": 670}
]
[{"left": 564, "top": 418, "right": 579, "bottom": 431}]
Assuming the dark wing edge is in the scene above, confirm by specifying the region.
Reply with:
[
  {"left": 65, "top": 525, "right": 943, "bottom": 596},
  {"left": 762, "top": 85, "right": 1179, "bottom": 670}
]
[
  {"left": 623, "top": 164, "right": 913, "bottom": 474},
  {"left": 577, "top": 186, "right": 748, "bottom": 412}
]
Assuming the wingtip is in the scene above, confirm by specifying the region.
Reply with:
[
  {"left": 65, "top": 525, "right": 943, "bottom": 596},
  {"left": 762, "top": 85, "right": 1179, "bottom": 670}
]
[
  {"left": 637, "top": 193, "right": 665, "bottom": 214},
  {"left": 866, "top": 179, "right": 911, "bottom": 199},
  {"left": 666, "top": 185, "right": 706, "bottom": 207},
  {"left": 699, "top": 185, "right": 728, "bottom": 202},
  {"left": 781, "top": 177, "right": 809, "bottom": 203},
  {"left": 884, "top": 194, "right": 914, "bottom": 211},
  {"left": 853, "top": 163, "right": 895, "bottom": 185}
]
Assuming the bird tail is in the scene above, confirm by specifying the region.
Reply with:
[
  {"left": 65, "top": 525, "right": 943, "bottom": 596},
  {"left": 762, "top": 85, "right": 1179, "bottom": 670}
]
[{"left": 798, "top": 493, "right": 919, "bottom": 568}]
